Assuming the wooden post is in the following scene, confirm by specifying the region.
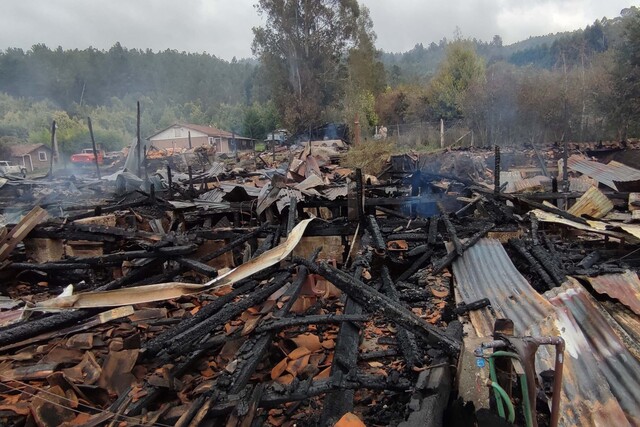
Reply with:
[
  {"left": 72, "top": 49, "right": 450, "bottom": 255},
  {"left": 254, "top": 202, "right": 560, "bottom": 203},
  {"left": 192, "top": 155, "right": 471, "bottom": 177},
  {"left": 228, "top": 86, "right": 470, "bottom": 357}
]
[
  {"left": 471, "top": 129, "right": 474, "bottom": 148},
  {"left": 188, "top": 165, "right": 194, "bottom": 199},
  {"left": 354, "top": 113, "right": 360, "bottom": 146},
  {"left": 188, "top": 131, "right": 192, "bottom": 149},
  {"left": 233, "top": 132, "right": 238, "bottom": 161},
  {"left": 136, "top": 101, "right": 141, "bottom": 178},
  {"left": 440, "top": 118, "right": 445, "bottom": 148},
  {"left": 149, "top": 183, "right": 156, "bottom": 204},
  {"left": 49, "top": 120, "right": 56, "bottom": 180},
  {"left": 87, "top": 117, "right": 101, "bottom": 179},
  {"left": 494, "top": 145, "right": 500, "bottom": 194},
  {"left": 167, "top": 164, "right": 173, "bottom": 198},
  {"left": 355, "top": 168, "right": 364, "bottom": 223}
]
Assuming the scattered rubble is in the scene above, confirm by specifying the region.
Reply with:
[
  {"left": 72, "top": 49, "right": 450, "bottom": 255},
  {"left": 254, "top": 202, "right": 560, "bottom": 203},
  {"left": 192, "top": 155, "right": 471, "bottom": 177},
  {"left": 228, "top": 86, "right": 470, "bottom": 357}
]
[{"left": 0, "top": 138, "right": 639, "bottom": 426}]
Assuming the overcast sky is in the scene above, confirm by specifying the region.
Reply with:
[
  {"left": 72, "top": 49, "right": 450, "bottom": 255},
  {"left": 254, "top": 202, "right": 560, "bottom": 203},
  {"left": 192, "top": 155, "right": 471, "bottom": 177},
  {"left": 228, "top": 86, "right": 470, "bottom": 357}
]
[{"left": 0, "top": 0, "right": 636, "bottom": 60}]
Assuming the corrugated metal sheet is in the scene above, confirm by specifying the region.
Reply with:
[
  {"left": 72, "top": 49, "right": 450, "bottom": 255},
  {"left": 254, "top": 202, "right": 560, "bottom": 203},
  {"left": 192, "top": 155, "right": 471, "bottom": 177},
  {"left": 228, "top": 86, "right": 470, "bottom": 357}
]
[
  {"left": 499, "top": 171, "right": 523, "bottom": 193},
  {"left": 583, "top": 271, "right": 640, "bottom": 316},
  {"left": 567, "top": 186, "right": 614, "bottom": 219},
  {"left": 512, "top": 175, "right": 552, "bottom": 193},
  {"left": 323, "top": 186, "right": 348, "bottom": 200},
  {"left": 199, "top": 188, "right": 226, "bottom": 203},
  {"left": 546, "top": 279, "right": 640, "bottom": 425},
  {"left": 452, "top": 239, "right": 634, "bottom": 426},
  {"left": 568, "top": 155, "right": 640, "bottom": 191},
  {"left": 533, "top": 209, "right": 640, "bottom": 243},
  {"left": 205, "top": 162, "right": 226, "bottom": 178},
  {"left": 570, "top": 176, "right": 598, "bottom": 192}
]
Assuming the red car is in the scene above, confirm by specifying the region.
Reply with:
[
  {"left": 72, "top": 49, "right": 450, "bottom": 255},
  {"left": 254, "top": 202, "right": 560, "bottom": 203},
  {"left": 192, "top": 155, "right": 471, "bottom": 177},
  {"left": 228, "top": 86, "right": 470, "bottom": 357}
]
[{"left": 71, "top": 148, "right": 105, "bottom": 166}]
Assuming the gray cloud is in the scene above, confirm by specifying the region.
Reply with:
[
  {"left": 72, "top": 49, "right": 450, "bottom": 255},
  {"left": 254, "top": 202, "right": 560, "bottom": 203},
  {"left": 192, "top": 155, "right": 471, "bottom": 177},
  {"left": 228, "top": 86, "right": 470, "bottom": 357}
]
[{"left": 0, "top": 0, "right": 636, "bottom": 60}]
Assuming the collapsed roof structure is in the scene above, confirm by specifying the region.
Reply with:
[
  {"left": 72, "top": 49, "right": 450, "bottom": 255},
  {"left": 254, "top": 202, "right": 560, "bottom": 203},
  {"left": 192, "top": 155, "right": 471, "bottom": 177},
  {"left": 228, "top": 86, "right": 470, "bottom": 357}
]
[{"left": 0, "top": 138, "right": 639, "bottom": 426}]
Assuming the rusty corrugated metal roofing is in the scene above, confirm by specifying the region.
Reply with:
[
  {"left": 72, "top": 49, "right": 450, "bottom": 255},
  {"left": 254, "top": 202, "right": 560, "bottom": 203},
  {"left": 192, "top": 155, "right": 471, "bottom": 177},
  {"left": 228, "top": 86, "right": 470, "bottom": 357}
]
[
  {"left": 546, "top": 279, "right": 640, "bottom": 425},
  {"left": 567, "top": 186, "right": 614, "bottom": 219},
  {"left": 452, "top": 238, "right": 635, "bottom": 426},
  {"left": 569, "top": 176, "right": 598, "bottom": 192},
  {"left": 532, "top": 209, "right": 640, "bottom": 243},
  {"left": 512, "top": 175, "right": 552, "bottom": 193},
  {"left": 323, "top": 186, "right": 349, "bottom": 200},
  {"left": 568, "top": 155, "right": 640, "bottom": 191},
  {"left": 583, "top": 271, "right": 640, "bottom": 316}
]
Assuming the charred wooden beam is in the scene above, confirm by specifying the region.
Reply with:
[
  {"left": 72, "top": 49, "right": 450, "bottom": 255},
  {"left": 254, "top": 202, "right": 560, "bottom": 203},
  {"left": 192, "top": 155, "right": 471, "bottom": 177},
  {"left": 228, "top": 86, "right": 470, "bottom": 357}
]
[
  {"left": 479, "top": 189, "right": 589, "bottom": 225},
  {"left": 366, "top": 215, "right": 386, "bottom": 252},
  {"left": 60, "top": 244, "right": 197, "bottom": 265},
  {"left": 440, "top": 212, "right": 463, "bottom": 256},
  {"left": 453, "top": 298, "right": 491, "bottom": 315},
  {"left": 225, "top": 268, "right": 309, "bottom": 395},
  {"left": 531, "top": 214, "right": 541, "bottom": 246},
  {"left": 255, "top": 313, "right": 369, "bottom": 333},
  {"left": 428, "top": 216, "right": 439, "bottom": 245},
  {"left": 387, "top": 233, "right": 429, "bottom": 242},
  {"left": 398, "top": 288, "right": 432, "bottom": 302},
  {"left": 375, "top": 205, "right": 411, "bottom": 220},
  {"left": 176, "top": 258, "right": 218, "bottom": 277},
  {"left": 454, "top": 195, "right": 482, "bottom": 218},
  {"left": 0, "top": 259, "right": 164, "bottom": 349},
  {"left": 67, "top": 198, "right": 152, "bottom": 221},
  {"left": 183, "top": 266, "right": 315, "bottom": 425},
  {"left": 509, "top": 239, "right": 555, "bottom": 290},
  {"left": 159, "top": 272, "right": 292, "bottom": 359},
  {"left": 208, "top": 374, "right": 412, "bottom": 415},
  {"left": 126, "top": 334, "right": 227, "bottom": 417},
  {"left": 143, "top": 278, "right": 264, "bottom": 357},
  {"left": 381, "top": 265, "right": 422, "bottom": 369},
  {"left": 406, "top": 244, "right": 429, "bottom": 257},
  {"left": 529, "top": 244, "right": 565, "bottom": 286},
  {"left": 431, "top": 222, "right": 495, "bottom": 275},
  {"left": 396, "top": 250, "right": 433, "bottom": 283},
  {"left": 199, "top": 225, "right": 266, "bottom": 263},
  {"left": 295, "top": 258, "right": 461, "bottom": 355},
  {"left": 287, "top": 196, "right": 297, "bottom": 235},
  {"left": 359, "top": 349, "right": 399, "bottom": 360},
  {"left": 320, "top": 259, "right": 367, "bottom": 426},
  {"left": 356, "top": 168, "right": 364, "bottom": 221}
]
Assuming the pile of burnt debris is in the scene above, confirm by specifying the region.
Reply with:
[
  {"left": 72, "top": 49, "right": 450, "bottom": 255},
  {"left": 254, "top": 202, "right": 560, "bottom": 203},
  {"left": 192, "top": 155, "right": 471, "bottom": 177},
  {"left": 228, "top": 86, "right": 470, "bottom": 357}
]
[{"left": 1, "top": 140, "right": 640, "bottom": 427}]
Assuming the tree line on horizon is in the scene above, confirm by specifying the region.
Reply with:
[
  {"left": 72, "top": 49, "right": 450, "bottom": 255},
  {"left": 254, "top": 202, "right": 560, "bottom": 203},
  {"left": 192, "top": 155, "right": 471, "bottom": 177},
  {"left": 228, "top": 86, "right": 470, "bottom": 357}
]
[{"left": 0, "top": 2, "right": 639, "bottom": 155}]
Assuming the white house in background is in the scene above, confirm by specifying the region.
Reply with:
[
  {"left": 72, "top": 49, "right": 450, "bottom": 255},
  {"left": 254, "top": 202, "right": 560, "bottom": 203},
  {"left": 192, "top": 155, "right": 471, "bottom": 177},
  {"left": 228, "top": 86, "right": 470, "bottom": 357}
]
[{"left": 147, "top": 123, "right": 255, "bottom": 154}]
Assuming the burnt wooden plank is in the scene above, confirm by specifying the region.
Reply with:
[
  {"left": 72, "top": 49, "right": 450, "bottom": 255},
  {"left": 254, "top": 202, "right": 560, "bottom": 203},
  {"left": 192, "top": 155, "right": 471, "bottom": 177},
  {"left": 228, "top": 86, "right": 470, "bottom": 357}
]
[
  {"left": 0, "top": 206, "right": 48, "bottom": 262},
  {"left": 320, "top": 260, "right": 367, "bottom": 426},
  {"left": 381, "top": 265, "right": 422, "bottom": 369},
  {"left": 295, "top": 257, "right": 461, "bottom": 355}
]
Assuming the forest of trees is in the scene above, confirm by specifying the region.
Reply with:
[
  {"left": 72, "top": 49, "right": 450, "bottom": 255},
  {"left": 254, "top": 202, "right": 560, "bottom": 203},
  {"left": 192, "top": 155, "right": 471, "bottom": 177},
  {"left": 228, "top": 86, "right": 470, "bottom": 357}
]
[{"left": 1, "top": 3, "right": 640, "bottom": 155}]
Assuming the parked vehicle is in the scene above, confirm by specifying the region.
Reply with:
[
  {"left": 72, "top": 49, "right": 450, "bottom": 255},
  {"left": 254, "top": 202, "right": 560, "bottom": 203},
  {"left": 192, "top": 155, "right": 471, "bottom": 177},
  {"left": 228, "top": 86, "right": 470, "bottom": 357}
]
[
  {"left": 70, "top": 148, "right": 105, "bottom": 166},
  {"left": 0, "top": 160, "right": 27, "bottom": 177}
]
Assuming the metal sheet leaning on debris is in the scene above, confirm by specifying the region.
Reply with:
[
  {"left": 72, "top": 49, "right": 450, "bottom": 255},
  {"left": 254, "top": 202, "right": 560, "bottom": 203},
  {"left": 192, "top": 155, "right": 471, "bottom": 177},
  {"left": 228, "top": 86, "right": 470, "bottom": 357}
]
[{"left": 33, "top": 218, "right": 315, "bottom": 310}]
